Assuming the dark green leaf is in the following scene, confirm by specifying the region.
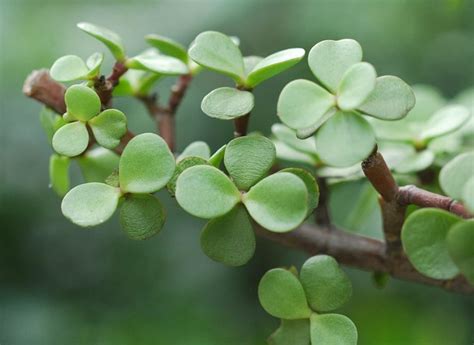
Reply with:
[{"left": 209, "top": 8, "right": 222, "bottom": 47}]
[{"left": 120, "top": 194, "right": 165, "bottom": 240}]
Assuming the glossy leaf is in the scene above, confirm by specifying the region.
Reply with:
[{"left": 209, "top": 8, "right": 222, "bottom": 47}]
[
  {"left": 50, "top": 55, "right": 89, "bottom": 82},
  {"left": 49, "top": 154, "right": 70, "bottom": 197},
  {"left": 419, "top": 105, "right": 470, "bottom": 141},
  {"left": 401, "top": 208, "right": 461, "bottom": 279},
  {"left": 175, "top": 165, "right": 240, "bottom": 219},
  {"left": 200, "top": 204, "right": 256, "bottom": 266},
  {"left": 64, "top": 85, "right": 101, "bottom": 121},
  {"left": 77, "top": 147, "right": 120, "bottom": 183},
  {"left": 439, "top": 152, "right": 474, "bottom": 200},
  {"left": 127, "top": 53, "right": 188, "bottom": 75},
  {"left": 281, "top": 168, "right": 319, "bottom": 215},
  {"left": 177, "top": 141, "right": 211, "bottom": 162},
  {"left": 258, "top": 268, "right": 312, "bottom": 319},
  {"left": 120, "top": 194, "right": 165, "bottom": 240},
  {"left": 447, "top": 221, "right": 474, "bottom": 284},
  {"left": 268, "top": 319, "right": 310, "bottom": 345},
  {"left": 61, "top": 182, "right": 121, "bottom": 227},
  {"left": 166, "top": 157, "right": 209, "bottom": 196},
  {"left": 119, "top": 133, "right": 175, "bottom": 193},
  {"left": 89, "top": 109, "right": 127, "bottom": 149},
  {"left": 86, "top": 52, "right": 104, "bottom": 77},
  {"left": 77, "top": 22, "right": 125, "bottom": 61},
  {"left": 337, "top": 62, "right": 376, "bottom": 111},
  {"left": 52, "top": 121, "right": 89, "bottom": 157},
  {"left": 208, "top": 145, "right": 226, "bottom": 168},
  {"left": 271, "top": 124, "right": 316, "bottom": 155},
  {"left": 243, "top": 172, "right": 307, "bottom": 232},
  {"left": 394, "top": 150, "right": 435, "bottom": 174},
  {"left": 201, "top": 87, "right": 254, "bottom": 120},
  {"left": 310, "top": 313, "right": 358, "bottom": 345},
  {"left": 145, "top": 34, "right": 188, "bottom": 62}
]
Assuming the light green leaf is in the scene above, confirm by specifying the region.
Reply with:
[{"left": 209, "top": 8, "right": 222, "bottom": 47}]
[
  {"left": 277, "top": 79, "right": 335, "bottom": 130},
  {"left": 300, "top": 255, "right": 352, "bottom": 312},
  {"left": 274, "top": 140, "right": 316, "bottom": 166},
  {"left": 439, "top": 152, "right": 474, "bottom": 200},
  {"left": 315, "top": 112, "right": 376, "bottom": 167},
  {"left": 50, "top": 55, "right": 89, "bottom": 82},
  {"left": 145, "top": 34, "right": 188, "bottom": 62},
  {"left": 243, "top": 56, "right": 264, "bottom": 76},
  {"left": 224, "top": 135, "right": 276, "bottom": 190},
  {"left": 177, "top": 141, "right": 211, "bottom": 162},
  {"left": 188, "top": 31, "right": 245, "bottom": 83},
  {"left": 89, "top": 109, "right": 127, "bottom": 149},
  {"left": 310, "top": 313, "right": 358, "bottom": 345},
  {"left": 127, "top": 53, "right": 188, "bottom": 75},
  {"left": 401, "top": 208, "right": 461, "bottom": 279},
  {"left": 119, "top": 133, "right": 175, "bottom": 193},
  {"left": 271, "top": 124, "right": 316, "bottom": 155},
  {"left": 86, "top": 52, "right": 104, "bottom": 78},
  {"left": 166, "top": 156, "right": 209, "bottom": 196},
  {"left": 281, "top": 168, "right": 319, "bottom": 215},
  {"left": 77, "top": 147, "right": 120, "bottom": 183},
  {"left": 61, "top": 182, "right": 121, "bottom": 227},
  {"left": 208, "top": 145, "right": 226, "bottom": 168},
  {"left": 268, "top": 319, "right": 310, "bottom": 345},
  {"left": 296, "top": 109, "right": 336, "bottom": 139},
  {"left": 120, "top": 194, "right": 165, "bottom": 240},
  {"left": 462, "top": 177, "right": 474, "bottom": 213},
  {"left": 52, "top": 121, "right": 89, "bottom": 157},
  {"left": 447, "top": 220, "right": 474, "bottom": 284},
  {"left": 308, "top": 39, "right": 362, "bottom": 92},
  {"left": 245, "top": 48, "right": 305, "bottom": 87},
  {"left": 337, "top": 62, "right": 376, "bottom": 111},
  {"left": 64, "top": 85, "right": 101, "bottom": 121},
  {"left": 409, "top": 84, "right": 446, "bottom": 123},
  {"left": 200, "top": 204, "right": 256, "bottom": 266},
  {"left": 49, "top": 154, "right": 70, "bottom": 197},
  {"left": 244, "top": 172, "right": 307, "bottom": 232},
  {"left": 358, "top": 76, "right": 415, "bottom": 120},
  {"left": 394, "top": 150, "right": 435, "bottom": 174},
  {"left": 258, "top": 268, "right": 312, "bottom": 319},
  {"left": 201, "top": 87, "right": 254, "bottom": 120},
  {"left": 39, "top": 107, "right": 66, "bottom": 144},
  {"left": 175, "top": 165, "right": 240, "bottom": 219},
  {"left": 77, "top": 22, "right": 125, "bottom": 61},
  {"left": 419, "top": 105, "right": 470, "bottom": 141}
]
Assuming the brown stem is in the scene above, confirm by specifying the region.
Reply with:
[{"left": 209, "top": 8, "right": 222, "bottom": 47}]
[
  {"left": 94, "top": 61, "right": 128, "bottom": 107},
  {"left": 233, "top": 114, "right": 250, "bottom": 138}
]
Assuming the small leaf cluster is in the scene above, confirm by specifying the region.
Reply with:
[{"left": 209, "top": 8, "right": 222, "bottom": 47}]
[{"left": 258, "top": 255, "right": 356, "bottom": 345}]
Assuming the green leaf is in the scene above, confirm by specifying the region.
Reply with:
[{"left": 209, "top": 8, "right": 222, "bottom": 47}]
[
  {"left": 52, "top": 121, "right": 89, "bottom": 157},
  {"left": 308, "top": 39, "right": 363, "bottom": 92},
  {"left": 337, "top": 62, "right": 376, "bottom": 111},
  {"left": 166, "top": 156, "right": 209, "bottom": 196},
  {"left": 243, "top": 56, "right": 263, "bottom": 76},
  {"left": 224, "top": 135, "right": 276, "bottom": 190},
  {"left": 277, "top": 79, "right": 335, "bottom": 130},
  {"left": 358, "top": 76, "right": 415, "bottom": 120},
  {"left": 419, "top": 105, "right": 470, "bottom": 141},
  {"left": 86, "top": 52, "right": 104, "bottom": 78},
  {"left": 49, "top": 154, "right": 70, "bottom": 197},
  {"left": 89, "top": 109, "right": 127, "bottom": 149},
  {"left": 245, "top": 48, "right": 305, "bottom": 88},
  {"left": 50, "top": 55, "right": 89, "bottom": 82},
  {"left": 268, "top": 319, "right": 310, "bottom": 345},
  {"left": 119, "top": 133, "right": 175, "bottom": 193},
  {"left": 295, "top": 109, "right": 337, "bottom": 139},
  {"left": 61, "top": 182, "right": 121, "bottom": 227},
  {"left": 258, "top": 268, "right": 312, "bottom": 319},
  {"left": 120, "top": 194, "right": 165, "bottom": 240},
  {"left": 77, "top": 147, "right": 120, "bottom": 183},
  {"left": 447, "top": 221, "right": 474, "bottom": 284},
  {"left": 394, "top": 150, "right": 435, "bottom": 174},
  {"left": 310, "top": 313, "right": 358, "bottom": 345},
  {"left": 271, "top": 124, "right": 316, "bottom": 155},
  {"left": 39, "top": 107, "right": 66, "bottom": 144},
  {"left": 462, "top": 177, "right": 474, "bottom": 213},
  {"left": 243, "top": 172, "right": 308, "bottom": 232},
  {"left": 401, "top": 208, "right": 461, "bottom": 279},
  {"left": 188, "top": 31, "right": 245, "bottom": 83},
  {"left": 127, "top": 53, "right": 188, "bottom": 75},
  {"left": 177, "top": 141, "right": 211, "bottom": 162},
  {"left": 281, "top": 168, "right": 319, "bottom": 215},
  {"left": 274, "top": 140, "right": 316, "bottom": 166},
  {"left": 439, "top": 152, "right": 474, "bottom": 200},
  {"left": 200, "top": 204, "right": 256, "bottom": 266},
  {"left": 201, "top": 87, "right": 254, "bottom": 120},
  {"left": 409, "top": 84, "right": 446, "bottom": 123},
  {"left": 300, "top": 255, "right": 352, "bottom": 312},
  {"left": 65, "top": 85, "right": 101, "bottom": 121},
  {"left": 145, "top": 34, "right": 188, "bottom": 62},
  {"left": 77, "top": 22, "right": 126, "bottom": 61},
  {"left": 208, "top": 145, "right": 226, "bottom": 168},
  {"left": 175, "top": 165, "right": 241, "bottom": 219},
  {"left": 315, "top": 112, "right": 376, "bottom": 167}
]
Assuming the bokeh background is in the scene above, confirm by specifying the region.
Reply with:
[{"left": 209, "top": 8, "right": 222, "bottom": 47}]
[{"left": 1, "top": 0, "right": 473, "bottom": 344}]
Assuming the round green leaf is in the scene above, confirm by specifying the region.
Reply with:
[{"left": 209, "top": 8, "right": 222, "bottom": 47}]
[
  {"left": 49, "top": 154, "right": 70, "bottom": 197},
  {"left": 77, "top": 22, "right": 125, "bottom": 61},
  {"left": 89, "top": 109, "right": 127, "bottom": 149},
  {"left": 447, "top": 221, "right": 474, "bottom": 284},
  {"left": 401, "top": 208, "right": 461, "bottom": 279},
  {"left": 86, "top": 52, "right": 104, "bottom": 78},
  {"left": 337, "top": 62, "right": 376, "bottom": 111},
  {"left": 188, "top": 31, "right": 245, "bottom": 83},
  {"left": 120, "top": 194, "right": 165, "bottom": 240},
  {"left": 201, "top": 87, "right": 254, "bottom": 120},
  {"left": 258, "top": 268, "right": 312, "bottom": 319},
  {"left": 308, "top": 39, "right": 363, "bottom": 92},
  {"left": 200, "top": 204, "right": 256, "bottom": 266},
  {"left": 50, "top": 55, "right": 89, "bottom": 82},
  {"left": 268, "top": 319, "right": 310, "bottom": 345},
  {"left": 127, "top": 53, "right": 188, "bottom": 75},
  {"left": 208, "top": 145, "right": 226, "bottom": 168},
  {"left": 145, "top": 34, "right": 188, "bottom": 62},
  {"left": 439, "top": 152, "right": 474, "bottom": 200},
  {"left": 420, "top": 105, "right": 470, "bottom": 141},
  {"left": 64, "top": 85, "right": 101, "bottom": 121},
  {"left": 462, "top": 177, "right": 474, "bottom": 213},
  {"left": 243, "top": 172, "right": 308, "bottom": 232},
  {"left": 175, "top": 165, "right": 240, "bottom": 219},
  {"left": 358, "top": 76, "right": 415, "bottom": 120},
  {"left": 224, "top": 135, "right": 276, "bottom": 190},
  {"left": 61, "top": 182, "right": 121, "bottom": 227},
  {"left": 77, "top": 147, "right": 120, "bottom": 183},
  {"left": 315, "top": 112, "right": 376, "bottom": 167},
  {"left": 310, "top": 313, "right": 358, "bottom": 345},
  {"left": 119, "top": 133, "right": 175, "bottom": 193},
  {"left": 271, "top": 123, "right": 316, "bottom": 155},
  {"left": 166, "top": 156, "right": 209, "bottom": 196},
  {"left": 177, "top": 141, "right": 211, "bottom": 162},
  {"left": 277, "top": 79, "right": 335, "bottom": 130},
  {"left": 52, "top": 121, "right": 89, "bottom": 157},
  {"left": 300, "top": 255, "right": 352, "bottom": 312},
  {"left": 394, "top": 150, "right": 435, "bottom": 174},
  {"left": 281, "top": 168, "right": 319, "bottom": 215},
  {"left": 245, "top": 48, "right": 305, "bottom": 88}
]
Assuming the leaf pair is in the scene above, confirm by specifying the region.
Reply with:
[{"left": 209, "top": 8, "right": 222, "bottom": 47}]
[
  {"left": 259, "top": 255, "right": 357, "bottom": 345},
  {"left": 50, "top": 53, "right": 104, "bottom": 82},
  {"left": 61, "top": 133, "right": 175, "bottom": 240},
  {"left": 52, "top": 85, "right": 127, "bottom": 157}
]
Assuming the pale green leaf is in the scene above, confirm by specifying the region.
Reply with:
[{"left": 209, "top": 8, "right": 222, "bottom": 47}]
[
  {"left": 409, "top": 84, "right": 446, "bottom": 123},
  {"left": 127, "top": 53, "right": 188, "bottom": 75},
  {"left": 166, "top": 156, "right": 209, "bottom": 196},
  {"left": 281, "top": 168, "right": 319, "bottom": 215},
  {"left": 419, "top": 105, "right": 470, "bottom": 141},
  {"left": 271, "top": 124, "right": 316, "bottom": 155},
  {"left": 447, "top": 220, "right": 474, "bottom": 284},
  {"left": 65, "top": 85, "right": 101, "bottom": 121},
  {"left": 50, "top": 55, "right": 89, "bottom": 82},
  {"left": 268, "top": 319, "right": 310, "bottom": 345},
  {"left": 89, "top": 109, "right": 127, "bottom": 149},
  {"left": 77, "top": 22, "right": 125, "bottom": 61},
  {"left": 201, "top": 87, "right": 254, "bottom": 120},
  {"left": 243, "top": 56, "right": 263, "bottom": 76},
  {"left": 337, "top": 62, "right": 376, "bottom": 111},
  {"left": 145, "top": 34, "right": 188, "bottom": 62},
  {"left": 120, "top": 194, "right": 165, "bottom": 240},
  {"left": 295, "top": 109, "right": 337, "bottom": 139},
  {"left": 49, "top": 154, "right": 70, "bottom": 197},
  {"left": 274, "top": 140, "right": 316, "bottom": 166},
  {"left": 394, "top": 150, "right": 435, "bottom": 174},
  {"left": 310, "top": 313, "right": 358, "bottom": 345},
  {"left": 86, "top": 52, "right": 104, "bottom": 78},
  {"left": 439, "top": 152, "right": 474, "bottom": 200},
  {"left": 52, "top": 121, "right": 89, "bottom": 157},
  {"left": 77, "top": 147, "right": 120, "bottom": 183}
]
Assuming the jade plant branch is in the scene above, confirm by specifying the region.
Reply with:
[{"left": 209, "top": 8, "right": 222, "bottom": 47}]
[{"left": 23, "top": 70, "right": 473, "bottom": 295}]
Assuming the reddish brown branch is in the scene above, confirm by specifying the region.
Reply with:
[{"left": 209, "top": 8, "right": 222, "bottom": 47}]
[
  {"left": 233, "top": 114, "right": 250, "bottom": 137},
  {"left": 361, "top": 150, "right": 399, "bottom": 202}
]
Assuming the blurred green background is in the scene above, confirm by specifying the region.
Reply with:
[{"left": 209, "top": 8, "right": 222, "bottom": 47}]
[{"left": 1, "top": 0, "right": 473, "bottom": 344}]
